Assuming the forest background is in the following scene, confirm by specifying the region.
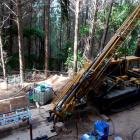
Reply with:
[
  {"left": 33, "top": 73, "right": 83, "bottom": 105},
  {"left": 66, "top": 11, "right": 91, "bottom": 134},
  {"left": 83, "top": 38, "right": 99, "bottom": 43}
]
[{"left": 0, "top": 0, "right": 140, "bottom": 84}]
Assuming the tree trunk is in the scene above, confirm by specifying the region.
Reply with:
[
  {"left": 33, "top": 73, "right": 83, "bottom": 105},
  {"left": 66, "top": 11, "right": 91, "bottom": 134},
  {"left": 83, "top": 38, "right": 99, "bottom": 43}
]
[
  {"left": 73, "top": 0, "right": 80, "bottom": 72},
  {"left": 100, "top": 0, "right": 113, "bottom": 50},
  {"left": 67, "top": 13, "right": 71, "bottom": 40},
  {"left": 28, "top": 38, "right": 31, "bottom": 67},
  {"left": 90, "top": 0, "right": 99, "bottom": 60},
  {"left": 135, "top": 35, "right": 140, "bottom": 57},
  {"left": 44, "top": 0, "right": 50, "bottom": 78},
  {"left": 0, "top": 30, "right": 6, "bottom": 81},
  {"left": 59, "top": 18, "right": 63, "bottom": 70},
  {"left": 28, "top": 2, "right": 33, "bottom": 68},
  {"left": 16, "top": 0, "right": 24, "bottom": 85},
  {"left": 9, "top": 1, "right": 13, "bottom": 55},
  {"left": 84, "top": 6, "right": 88, "bottom": 25}
]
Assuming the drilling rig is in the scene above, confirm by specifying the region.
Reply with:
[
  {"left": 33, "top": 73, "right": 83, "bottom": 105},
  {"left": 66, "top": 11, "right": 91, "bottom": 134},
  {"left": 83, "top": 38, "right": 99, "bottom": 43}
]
[{"left": 51, "top": 4, "right": 140, "bottom": 118}]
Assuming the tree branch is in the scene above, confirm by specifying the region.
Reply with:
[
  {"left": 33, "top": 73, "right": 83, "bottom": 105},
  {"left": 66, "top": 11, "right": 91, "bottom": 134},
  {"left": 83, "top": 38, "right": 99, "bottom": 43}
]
[
  {"left": 2, "top": 2, "right": 17, "bottom": 16},
  {"left": 0, "top": 14, "right": 10, "bottom": 28},
  {"left": 11, "top": 0, "right": 17, "bottom": 6}
]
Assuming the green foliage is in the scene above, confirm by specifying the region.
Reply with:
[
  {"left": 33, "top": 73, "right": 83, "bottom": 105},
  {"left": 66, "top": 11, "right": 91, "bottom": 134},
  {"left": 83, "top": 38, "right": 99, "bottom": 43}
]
[
  {"left": 117, "top": 29, "right": 138, "bottom": 57},
  {"left": 24, "top": 54, "right": 38, "bottom": 69},
  {"left": 110, "top": 3, "right": 139, "bottom": 57},
  {"left": 2, "top": 1, "right": 140, "bottom": 73},
  {"left": 7, "top": 53, "right": 19, "bottom": 70},
  {"left": 95, "top": 3, "right": 137, "bottom": 44},
  {"left": 58, "top": 41, "right": 72, "bottom": 59},
  {"left": 80, "top": 25, "right": 89, "bottom": 37},
  {"left": 5, "top": 27, "right": 45, "bottom": 41},
  {"left": 4, "top": 27, "right": 45, "bottom": 70},
  {"left": 65, "top": 48, "right": 85, "bottom": 70},
  {"left": 60, "top": 0, "right": 69, "bottom": 22},
  {"left": 110, "top": 3, "right": 136, "bottom": 31},
  {"left": 48, "top": 41, "right": 73, "bottom": 71},
  {"left": 23, "top": 27, "right": 45, "bottom": 41},
  {"left": 2, "top": 32, "right": 9, "bottom": 50}
]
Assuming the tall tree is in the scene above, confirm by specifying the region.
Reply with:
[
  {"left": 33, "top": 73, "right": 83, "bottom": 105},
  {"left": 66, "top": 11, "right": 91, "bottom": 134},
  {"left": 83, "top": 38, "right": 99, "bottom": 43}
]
[
  {"left": 16, "top": 0, "right": 24, "bottom": 85},
  {"left": 90, "top": 0, "right": 99, "bottom": 59},
  {"left": 0, "top": 29, "right": 6, "bottom": 81},
  {"left": 0, "top": 1, "right": 8, "bottom": 84},
  {"left": 3, "top": 0, "right": 34, "bottom": 85},
  {"left": 73, "top": 0, "right": 80, "bottom": 72},
  {"left": 44, "top": 0, "right": 50, "bottom": 78},
  {"left": 135, "top": 35, "right": 140, "bottom": 57},
  {"left": 100, "top": 0, "right": 114, "bottom": 49},
  {"left": 8, "top": 1, "right": 13, "bottom": 55}
]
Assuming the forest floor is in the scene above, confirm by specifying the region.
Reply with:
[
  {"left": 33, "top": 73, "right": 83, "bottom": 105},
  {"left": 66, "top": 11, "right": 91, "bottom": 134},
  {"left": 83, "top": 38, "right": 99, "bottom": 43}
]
[
  {"left": 0, "top": 74, "right": 69, "bottom": 112},
  {"left": 0, "top": 75, "right": 140, "bottom": 139},
  {"left": 0, "top": 103, "right": 140, "bottom": 140},
  {"left": 50, "top": 104, "right": 140, "bottom": 140},
  {"left": 0, "top": 74, "right": 70, "bottom": 99}
]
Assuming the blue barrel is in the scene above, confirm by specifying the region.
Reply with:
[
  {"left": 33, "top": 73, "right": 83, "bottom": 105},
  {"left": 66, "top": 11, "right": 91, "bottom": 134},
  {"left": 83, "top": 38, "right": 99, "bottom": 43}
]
[{"left": 94, "top": 120, "right": 109, "bottom": 140}]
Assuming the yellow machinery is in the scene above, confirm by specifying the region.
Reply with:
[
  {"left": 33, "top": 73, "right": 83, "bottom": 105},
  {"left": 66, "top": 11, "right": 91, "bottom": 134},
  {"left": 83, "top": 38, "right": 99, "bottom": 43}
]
[{"left": 52, "top": 4, "right": 140, "bottom": 118}]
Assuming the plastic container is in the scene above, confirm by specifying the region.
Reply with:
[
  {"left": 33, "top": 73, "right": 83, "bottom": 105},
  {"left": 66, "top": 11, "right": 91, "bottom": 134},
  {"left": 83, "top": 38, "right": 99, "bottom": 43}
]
[
  {"left": 94, "top": 120, "right": 109, "bottom": 140},
  {"left": 114, "top": 136, "right": 122, "bottom": 140},
  {"left": 81, "top": 133, "right": 96, "bottom": 140},
  {"left": 33, "top": 84, "right": 53, "bottom": 105},
  {"left": 28, "top": 89, "right": 33, "bottom": 103}
]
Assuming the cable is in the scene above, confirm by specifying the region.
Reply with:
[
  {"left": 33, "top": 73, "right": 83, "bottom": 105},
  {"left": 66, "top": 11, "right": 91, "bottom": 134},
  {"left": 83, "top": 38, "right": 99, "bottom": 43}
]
[
  {"left": 131, "top": 127, "right": 140, "bottom": 140},
  {"left": 108, "top": 118, "right": 115, "bottom": 137},
  {"left": 76, "top": 111, "right": 81, "bottom": 140},
  {"left": 75, "top": 119, "right": 78, "bottom": 140}
]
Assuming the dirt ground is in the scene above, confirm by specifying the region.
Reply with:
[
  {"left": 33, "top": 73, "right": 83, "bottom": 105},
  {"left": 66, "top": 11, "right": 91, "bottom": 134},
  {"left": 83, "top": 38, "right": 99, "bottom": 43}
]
[
  {"left": 0, "top": 75, "right": 70, "bottom": 112},
  {"left": 0, "top": 74, "right": 70, "bottom": 100},
  {"left": 1, "top": 104, "right": 139, "bottom": 140},
  {"left": 50, "top": 104, "right": 140, "bottom": 140},
  {"left": 1, "top": 75, "right": 140, "bottom": 139}
]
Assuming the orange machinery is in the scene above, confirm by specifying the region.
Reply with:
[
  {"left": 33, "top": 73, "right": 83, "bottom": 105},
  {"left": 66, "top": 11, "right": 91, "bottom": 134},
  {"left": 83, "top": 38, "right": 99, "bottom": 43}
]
[{"left": 51, "top": 4, "right": 140, "bottom": 118}]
